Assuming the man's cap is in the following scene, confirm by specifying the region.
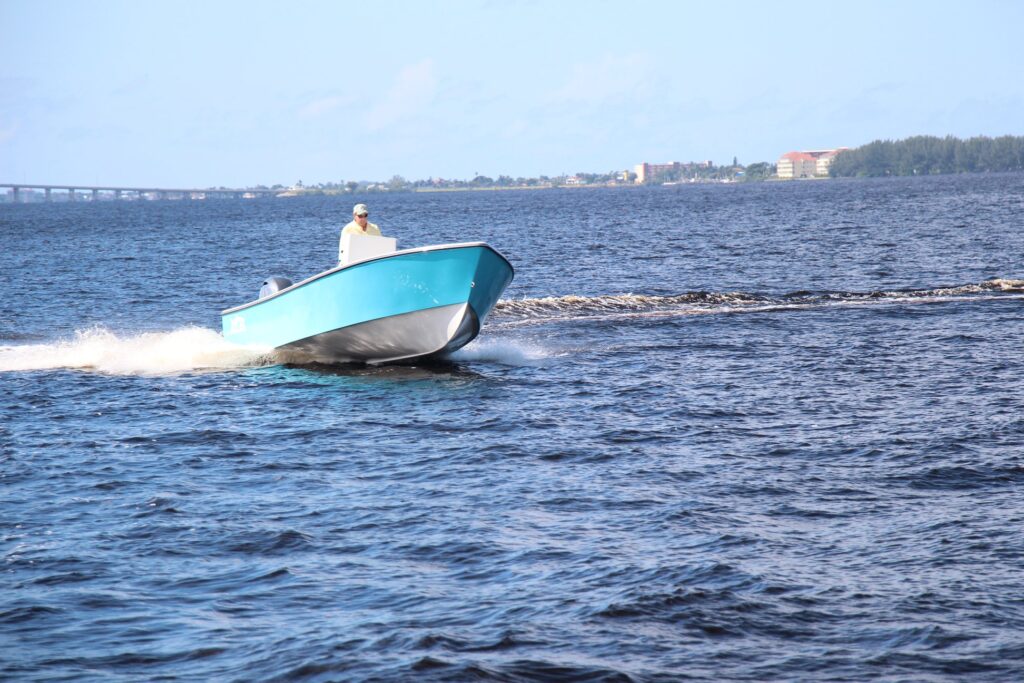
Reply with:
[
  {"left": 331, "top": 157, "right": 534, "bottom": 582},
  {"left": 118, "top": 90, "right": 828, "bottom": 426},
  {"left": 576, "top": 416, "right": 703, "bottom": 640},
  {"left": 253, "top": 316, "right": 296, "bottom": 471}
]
[{"left": 353, "top": 203, "right": 369, "bottom": 216}]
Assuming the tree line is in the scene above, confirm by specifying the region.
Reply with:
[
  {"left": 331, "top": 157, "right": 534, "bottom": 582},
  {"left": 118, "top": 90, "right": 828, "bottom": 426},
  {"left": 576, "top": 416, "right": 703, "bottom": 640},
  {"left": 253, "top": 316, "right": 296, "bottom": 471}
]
[{"left": 830, "top": 135, "right": 1024, "bottom": 177}]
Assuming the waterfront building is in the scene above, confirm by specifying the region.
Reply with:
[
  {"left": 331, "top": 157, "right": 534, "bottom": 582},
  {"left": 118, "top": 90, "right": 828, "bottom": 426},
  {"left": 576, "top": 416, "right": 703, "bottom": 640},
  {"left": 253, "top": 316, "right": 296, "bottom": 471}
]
[
  {"left": 811, "top": 149, "right": 848, "bottom": 176},
  {"left": 777, "top": 148, "right": 848, "bottom": 178},
  {"left": 634, "top": 161, "right": 681, "bottom": 184},
  {"left": 777, "top": 152, "right": 816, "bottom": 179},
  {"left": 633, "top": 160, "right": 715, "bottom": 184}
]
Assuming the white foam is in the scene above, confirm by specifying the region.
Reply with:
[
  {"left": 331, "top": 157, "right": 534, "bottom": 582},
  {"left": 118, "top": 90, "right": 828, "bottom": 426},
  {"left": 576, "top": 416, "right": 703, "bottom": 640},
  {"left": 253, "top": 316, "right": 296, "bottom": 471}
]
[
  {"left": 988, "top": 278, "right": 1024, "bottom": 291},
  {"left": 447, "top": 337, "right": 552, "bottom": 365},
  {"left": 0, "top": 327, "right": 274, "bottom": 376}
]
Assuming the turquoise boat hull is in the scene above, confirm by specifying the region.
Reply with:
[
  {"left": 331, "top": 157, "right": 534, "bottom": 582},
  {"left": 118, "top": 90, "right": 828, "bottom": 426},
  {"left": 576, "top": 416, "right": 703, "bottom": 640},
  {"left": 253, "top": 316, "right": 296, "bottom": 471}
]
[{"left": 221, "top": 242, "right": 513, "bottom": 364}]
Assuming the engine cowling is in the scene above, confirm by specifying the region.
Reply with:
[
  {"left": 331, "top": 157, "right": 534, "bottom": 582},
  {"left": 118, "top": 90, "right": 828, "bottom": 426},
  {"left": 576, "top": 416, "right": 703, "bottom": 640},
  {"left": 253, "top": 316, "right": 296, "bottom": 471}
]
[{"left": 259, "top": 276, "right": 293, "bottom": 299}]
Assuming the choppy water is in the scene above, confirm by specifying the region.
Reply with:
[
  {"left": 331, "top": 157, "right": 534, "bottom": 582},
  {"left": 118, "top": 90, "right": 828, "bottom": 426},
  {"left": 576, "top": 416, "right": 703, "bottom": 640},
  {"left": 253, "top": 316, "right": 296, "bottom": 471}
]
[{"left": 2, "top": 174, "right": 1024, "bottom": 681}]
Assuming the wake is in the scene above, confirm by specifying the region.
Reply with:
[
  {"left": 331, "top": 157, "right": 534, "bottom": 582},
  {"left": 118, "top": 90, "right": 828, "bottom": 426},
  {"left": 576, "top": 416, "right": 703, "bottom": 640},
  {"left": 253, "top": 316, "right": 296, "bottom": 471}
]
[
  {"left": 2, "top": 278, "right": 1020, "bottom": 375},
  {"left": 447, "top": 338, "right": 552, "bottom": 365},
  {"left": 0, "top": 326, "right": 552, "bottom": 375},
  {"left": 492, "top": 278, "right": 1024, "bottom": 321},
  {"left": 0, "top": 327, "right": 274, "bottom": 375}
]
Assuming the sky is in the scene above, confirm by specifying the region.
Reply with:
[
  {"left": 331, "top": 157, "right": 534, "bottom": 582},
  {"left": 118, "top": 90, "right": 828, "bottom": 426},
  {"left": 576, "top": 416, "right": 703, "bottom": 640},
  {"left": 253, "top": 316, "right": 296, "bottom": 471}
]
[{"left": 1, "top": 0, "right": 1022, "bottom": 187}]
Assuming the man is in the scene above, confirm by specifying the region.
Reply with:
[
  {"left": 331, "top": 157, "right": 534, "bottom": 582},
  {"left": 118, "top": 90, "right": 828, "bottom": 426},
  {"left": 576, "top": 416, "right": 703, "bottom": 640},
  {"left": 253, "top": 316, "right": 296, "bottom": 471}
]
[{"left": 338, "top": 203, "right": 383, "bottom": 262}]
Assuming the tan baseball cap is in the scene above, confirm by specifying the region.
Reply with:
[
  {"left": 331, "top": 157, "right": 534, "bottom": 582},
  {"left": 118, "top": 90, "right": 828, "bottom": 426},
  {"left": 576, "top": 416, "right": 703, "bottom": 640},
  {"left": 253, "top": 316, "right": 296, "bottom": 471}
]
[{"left": 353, "top": 203, "right": 369, "bottom": 216}]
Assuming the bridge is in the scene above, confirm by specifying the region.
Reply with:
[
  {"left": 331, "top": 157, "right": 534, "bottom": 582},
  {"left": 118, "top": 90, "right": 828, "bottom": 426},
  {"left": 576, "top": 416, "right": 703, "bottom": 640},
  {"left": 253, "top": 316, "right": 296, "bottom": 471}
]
[{"left": 0, "top": 183, "right": 285, "bottom": 202}]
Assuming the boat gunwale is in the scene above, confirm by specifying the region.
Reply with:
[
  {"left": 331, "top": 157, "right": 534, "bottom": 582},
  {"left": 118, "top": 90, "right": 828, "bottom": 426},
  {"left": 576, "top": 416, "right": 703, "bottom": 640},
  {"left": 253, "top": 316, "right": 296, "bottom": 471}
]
[{"left": 220, "top": 241, "right": 514, "bottom": 315}]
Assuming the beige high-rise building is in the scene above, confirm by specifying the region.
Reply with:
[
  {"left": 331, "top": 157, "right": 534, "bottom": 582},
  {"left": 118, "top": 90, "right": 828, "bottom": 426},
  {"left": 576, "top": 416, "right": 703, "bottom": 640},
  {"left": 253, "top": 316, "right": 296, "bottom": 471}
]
[
  {"left": 777, "top": 149, "right": 848, "bottom": 178},
  {"left": 811, "top": 149, "right": 847, "bottom": 176},
  {"left": 634, "top": 162, "right": 681, "bottom": 184},
  {"left": 777, "top": 152, "right": 817, "bottom": 179}
]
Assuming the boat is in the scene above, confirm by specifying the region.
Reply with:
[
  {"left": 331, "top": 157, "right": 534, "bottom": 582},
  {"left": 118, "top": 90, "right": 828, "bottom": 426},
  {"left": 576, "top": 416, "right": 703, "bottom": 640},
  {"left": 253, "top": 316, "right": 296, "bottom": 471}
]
[{"left": 220, "top": 234, "right": 514, "bottom": 364}]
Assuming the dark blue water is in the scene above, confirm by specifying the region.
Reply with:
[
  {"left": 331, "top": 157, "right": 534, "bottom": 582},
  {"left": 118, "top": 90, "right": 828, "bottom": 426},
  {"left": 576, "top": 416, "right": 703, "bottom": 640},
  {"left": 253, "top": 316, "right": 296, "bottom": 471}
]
[{"left": 3, "top": 175, "right": 1024, "bottom": 681}]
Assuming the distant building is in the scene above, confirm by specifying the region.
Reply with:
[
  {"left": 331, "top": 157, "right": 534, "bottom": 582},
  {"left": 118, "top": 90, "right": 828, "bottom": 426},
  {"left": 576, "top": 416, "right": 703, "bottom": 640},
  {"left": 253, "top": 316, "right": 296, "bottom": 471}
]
[
  {"left": 777, "top": 152, "right": 816, "bottom": 179},
  {"left": 634, "top": 160, "right": 718, "bottom": 183},
  {"left": 810, "top": 149, "right": 848, "bottom": 176},
  {"left": 634, "top": 162, "right": 682, "bottom": 184},
  {"left": 777, "top": 148, "right": 848, "bottom": 178}
]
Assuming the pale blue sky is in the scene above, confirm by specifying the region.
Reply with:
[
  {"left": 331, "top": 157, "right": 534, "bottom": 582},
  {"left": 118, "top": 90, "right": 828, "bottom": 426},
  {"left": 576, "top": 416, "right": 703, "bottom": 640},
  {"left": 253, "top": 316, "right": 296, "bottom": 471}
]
[{"left": 1, "top": 0, "right": 1021, "bottom": 187}]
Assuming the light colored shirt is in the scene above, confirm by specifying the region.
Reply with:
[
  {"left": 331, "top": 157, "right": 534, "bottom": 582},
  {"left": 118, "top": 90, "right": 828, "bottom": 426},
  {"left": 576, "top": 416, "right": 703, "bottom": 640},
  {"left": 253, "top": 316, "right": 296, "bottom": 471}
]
[{"left": 338, "top": 220, "right": 382, "bottom": 261}]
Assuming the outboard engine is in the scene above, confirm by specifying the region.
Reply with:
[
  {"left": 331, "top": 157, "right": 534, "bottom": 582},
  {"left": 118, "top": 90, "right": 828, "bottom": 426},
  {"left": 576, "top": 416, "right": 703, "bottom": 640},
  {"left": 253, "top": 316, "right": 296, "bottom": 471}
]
[{"left": 259, "top": 276, "right": 293, "bottom": 299}]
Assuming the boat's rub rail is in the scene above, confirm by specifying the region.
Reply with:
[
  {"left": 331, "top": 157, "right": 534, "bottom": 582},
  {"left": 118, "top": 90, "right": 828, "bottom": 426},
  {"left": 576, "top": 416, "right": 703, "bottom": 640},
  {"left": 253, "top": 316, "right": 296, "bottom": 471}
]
[{"left": 221, "top": 241, "right": 513, "bottom": 315}]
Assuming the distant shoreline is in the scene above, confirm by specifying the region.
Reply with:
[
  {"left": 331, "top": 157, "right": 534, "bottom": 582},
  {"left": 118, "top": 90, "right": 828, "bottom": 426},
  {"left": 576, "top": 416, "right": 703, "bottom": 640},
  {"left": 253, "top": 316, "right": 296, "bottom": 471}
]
[{"left": 5, "top": 169, "right": 1024, "bottom": 205}]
